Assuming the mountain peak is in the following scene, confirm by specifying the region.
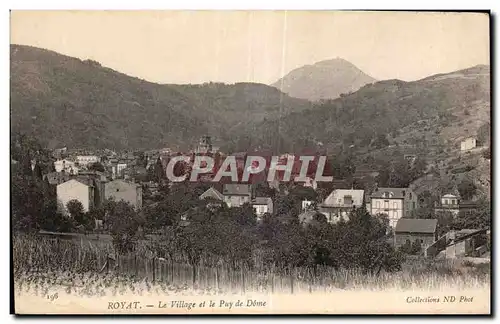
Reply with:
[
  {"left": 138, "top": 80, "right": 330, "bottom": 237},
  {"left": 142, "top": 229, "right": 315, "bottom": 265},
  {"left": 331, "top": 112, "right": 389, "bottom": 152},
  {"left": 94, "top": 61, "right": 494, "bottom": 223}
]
[
  {"left": 271, "top": 58, "right": 376, "bottom": 101},
  {"left": 314, "top": 57, "right": 352, "bottom": 66}
]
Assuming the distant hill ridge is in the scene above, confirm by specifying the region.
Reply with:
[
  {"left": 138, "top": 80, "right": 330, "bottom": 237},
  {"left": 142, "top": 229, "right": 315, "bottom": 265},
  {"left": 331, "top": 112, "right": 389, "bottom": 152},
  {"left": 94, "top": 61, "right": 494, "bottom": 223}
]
[
  {"left": 10, "top": 44, "right": 490, "bottom": 166},
  {"left": 10, "top": 44, "right": 312, "bottom": 151}
]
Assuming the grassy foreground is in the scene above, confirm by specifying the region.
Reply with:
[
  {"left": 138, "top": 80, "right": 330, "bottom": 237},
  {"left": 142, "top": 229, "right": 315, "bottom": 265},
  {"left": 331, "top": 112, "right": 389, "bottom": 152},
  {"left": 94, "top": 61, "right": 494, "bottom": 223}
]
[{"left": 13, "top": 235, "right": 490, "bottom": 297}]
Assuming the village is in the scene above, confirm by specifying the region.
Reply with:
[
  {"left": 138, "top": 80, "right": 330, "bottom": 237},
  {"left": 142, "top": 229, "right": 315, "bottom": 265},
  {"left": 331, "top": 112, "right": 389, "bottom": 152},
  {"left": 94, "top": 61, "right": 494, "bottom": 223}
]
[{"left": 19, "top": 132, "right": 490, "bottom": 264}]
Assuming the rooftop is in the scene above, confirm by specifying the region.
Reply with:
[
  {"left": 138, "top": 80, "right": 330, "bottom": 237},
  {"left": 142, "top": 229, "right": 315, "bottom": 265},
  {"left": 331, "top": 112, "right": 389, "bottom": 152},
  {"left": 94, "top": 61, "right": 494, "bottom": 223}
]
[
  {"left": 223, "top": 183, "right": 252, "bottom": 196},
  {"left": 395, "top": 218, "right": 438, "bottom": 234},
  {"left": 200, "top": 187, "right": 224, "bottom": 201},
  {"left": 371, "top": 187, "right": 409, "bottom": 199},
  {"left": 252, "top": 197, "right": 272, "bottom": 205}
]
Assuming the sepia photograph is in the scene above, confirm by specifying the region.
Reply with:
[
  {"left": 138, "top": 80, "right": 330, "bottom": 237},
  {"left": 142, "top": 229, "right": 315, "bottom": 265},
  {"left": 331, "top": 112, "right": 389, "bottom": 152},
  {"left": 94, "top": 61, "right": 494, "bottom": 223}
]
[{"left": 9, "top": 10, "right": 491, "bottom": 315}]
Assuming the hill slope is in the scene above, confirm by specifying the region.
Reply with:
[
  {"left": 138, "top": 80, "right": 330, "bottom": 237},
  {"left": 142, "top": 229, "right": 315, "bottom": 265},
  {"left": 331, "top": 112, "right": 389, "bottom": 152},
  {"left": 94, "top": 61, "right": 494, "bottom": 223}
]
[
  {"left": 271, "top": 58, "right": 377, "bottom": 101},
  {"left": 254, "top": 64, "right": 490, "bottom": 195},
  {"left": 257, "top": 65, "right": 489, "bottom": 153},
  {"left": 10, "top": 44, "right": 312, "bottom": 151}
]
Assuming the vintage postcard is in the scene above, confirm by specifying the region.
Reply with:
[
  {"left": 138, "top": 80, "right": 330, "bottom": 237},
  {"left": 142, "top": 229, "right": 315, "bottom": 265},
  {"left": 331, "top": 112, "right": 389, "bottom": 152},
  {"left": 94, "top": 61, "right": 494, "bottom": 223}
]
[{"left": 10, "top": 10, "right": 491, "bottom": 315}]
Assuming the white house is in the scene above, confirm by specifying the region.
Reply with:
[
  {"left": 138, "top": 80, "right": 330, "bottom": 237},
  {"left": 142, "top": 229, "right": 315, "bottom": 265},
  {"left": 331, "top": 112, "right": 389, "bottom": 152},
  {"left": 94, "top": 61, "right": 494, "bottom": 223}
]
[
  {"left": 460, "top": 138, "right": 477, "bottom": 151},
  {"left": 434, "top": 193, "right": 460, "bottom": 217},
  {"left": 56, "top": 179, "right": 95, "bottom": 216},
  {"left": 76, "top": 155, "right": 100, "bottom": 167},
  {"left": 319, "top": 189, "right": 365, "bottom": 223},
  {"left": 251, "top": 197, "right": 273, "bottom": 220},
  {"left": 301, "top": 199, "right": 314, "bottom": 211},
  {"left": 370, "top": 187, "right": 418, "bottom": 228},
  {"left": 222, "top": 184, "right": 252, "bottom": 208},
  {"left": 117, "top": 163, "right": 127, "bottom": 176},
  {"left": 54, "top": 159, "right": 79, "bottom": 175}
]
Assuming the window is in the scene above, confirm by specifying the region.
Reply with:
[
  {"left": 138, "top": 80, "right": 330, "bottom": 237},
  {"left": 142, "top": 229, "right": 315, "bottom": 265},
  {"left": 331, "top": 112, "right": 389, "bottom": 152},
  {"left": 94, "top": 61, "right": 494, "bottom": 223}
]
[
  {"left": 412, "top": 202, "right": 416, "bottom": 209},
  {"left": 393, "top": 202, "right": 397, "bottom": 209},
  {"left": 402, "top": 191, "right": 406, "bottom": 197},
  {"left": 384, "top": 201, "right": 389, "bottom": 209}
]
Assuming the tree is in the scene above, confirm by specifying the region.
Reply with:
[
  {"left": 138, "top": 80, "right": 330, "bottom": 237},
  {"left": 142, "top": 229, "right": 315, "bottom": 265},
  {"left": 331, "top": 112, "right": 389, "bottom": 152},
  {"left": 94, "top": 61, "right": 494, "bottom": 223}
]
[
  {"left": 410, "top": 203, "right": 436, "bottom": 219},
  {"left": 11, "top": 133, "right": 56, "bottom": 233},
  {"left": 453, "top": 199, "right": 490, "bottom": 230},
  {"left": 66, "top": 199, "right": 84, "bottom": 219},
  {"left": 435, "top": 211, "right": 455, "bottom": 236},
  {"left": 288, "top": 186, "right": 317, "bottom": 202},
  {"left": 254, "top": 182, "right": 277, "bottom": 198},
  {"left": 66, "top": 199, "right": 91, "bottom": 229},
  {"left": 458, "top": 178, "right": 477, "bottom": 201},
  {"left": 104, "top": 199, "right": 141, "bottom": 254},
  {"left": 11, "top": 173, "right": 44, "bottom": 232},
  {"left": 137, "top": 152, "right": 148, "bottom": 168},
  {"left": 32, "top": 162, "right": 43, "bottom": 181},
  {"left": 231, "top": 203, "right": 257, "bottom": 227},
  {"left": 477, "top": 122, "right": 490, "bottom": 146},
  {"left": 332, "top": 207, "right": 402, "bottom": 272},
  {"left": 154, "top": 157, "right": 165, "bottom": 183}
]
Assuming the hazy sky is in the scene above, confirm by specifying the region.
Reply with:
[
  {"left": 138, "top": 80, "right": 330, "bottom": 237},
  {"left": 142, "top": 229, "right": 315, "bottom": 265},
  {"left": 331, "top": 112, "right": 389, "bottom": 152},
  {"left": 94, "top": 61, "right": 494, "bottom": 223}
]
[{"left": 10, "top": 11, "right": 490, "bottom": 84}]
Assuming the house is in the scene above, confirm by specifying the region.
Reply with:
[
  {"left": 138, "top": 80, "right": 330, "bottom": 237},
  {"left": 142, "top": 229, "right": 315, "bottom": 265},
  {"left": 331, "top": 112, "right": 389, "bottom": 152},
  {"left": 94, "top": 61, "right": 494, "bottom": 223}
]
[
  {"left": 458, "top": 201, "right": 480, "bottom": 217},
  {"left": 199, "top": 187, "right": 226, "bottom": 210},
  {"left": 76, "top": 173, "right": 107, "bottom": 209},
  {"left": 251, "top": 197, "right": 273, "bottom": 220},
  {"left": 54, "top": 159, "right": 79, "bottom": 175},
  {"left": 319, "top": 189, "right": 364, "bottom": 223},
  {"left": 79, "top": 170, "right": 108, "bottom": 182},
  {"left": 44, "top": 172, "right": 71, "bottom": 186},
  {"left": 76, "top": 155, "right": 100, "bottom": 167},
  {"left": 444, "top": 229, "right": 489, "bottom": 259},
  {"left": 200, "top": 187, "right": 224, "bottom": 201},
  {"left": 394, "top": 218, "right": 438, "bottom": 254},
  {"left": 116, "top": 163, "right": 127, "bottom": 177},
  {"left": 295, "top": 176, "right": 318, "bottom": 190},
  {"left": 222, "top": 184, "right": 252, "bottom": 208},
  {"left": 104, "top": 179, "right": 143, "bottom": 210},
  {"left": 52, "top": 147, "right": 67, "bottom": 159},
  {"left": 460, "top": 137, "right": 477, "bottom": 151},
  {"left": 404, "top": 154, "right": 417, "bottom": 166},
  {"left": 56, "top": 179, "right": 95, "bottom": 216},
  {"left": 301, "top": 199, "right": 314, "bottom": 211},
  {"left": 143, "top": 181, "right": 160, "bottom": 196},
  {"left": 370, "top": 187, "right": 418, "bottom": 228},
  {"left": 434, "top": 194, "right": 460, "bottom": 217}
]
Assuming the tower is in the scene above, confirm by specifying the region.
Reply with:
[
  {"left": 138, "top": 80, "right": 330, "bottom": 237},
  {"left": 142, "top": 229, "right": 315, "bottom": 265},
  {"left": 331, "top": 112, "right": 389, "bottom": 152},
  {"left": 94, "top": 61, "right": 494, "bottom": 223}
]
[{"left": 197, "top": 135, "right": 213, "bottom": 154}]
